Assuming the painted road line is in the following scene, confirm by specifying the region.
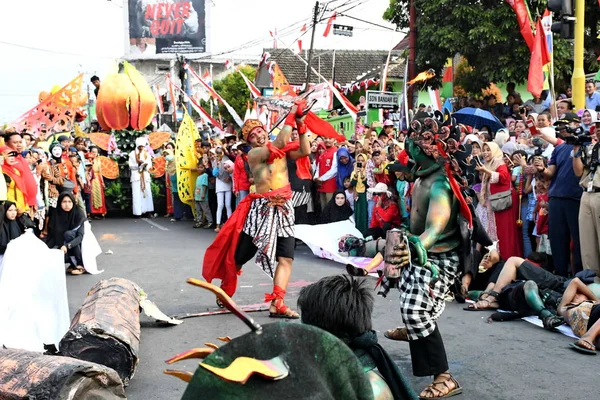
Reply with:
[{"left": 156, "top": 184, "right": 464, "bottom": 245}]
[{"left": 141, "top": 218, "right": 170, "bottom": 231}]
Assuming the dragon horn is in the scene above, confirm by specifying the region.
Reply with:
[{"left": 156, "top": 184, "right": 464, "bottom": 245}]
[
  {"left": 165, "top": 347, "right": 215, "bottom": 364},
  {"left": 186, "top": 279, "right": 263, "bottom": 333},
  {"left": 164, "top": 369, "right": 194, "bottom": 382}
]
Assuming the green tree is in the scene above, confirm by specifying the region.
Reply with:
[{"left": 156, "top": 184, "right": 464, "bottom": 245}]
[
  {"left": 204, "top": 65, "right": 256, "bottom": 124},
  {"left": 383, "top": 0, "right": 584, "bottom": 93}
]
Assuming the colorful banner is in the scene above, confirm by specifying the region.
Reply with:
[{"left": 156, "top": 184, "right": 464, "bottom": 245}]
[{"left": 128, "top": 0, "right": 207, "bottom": 56}]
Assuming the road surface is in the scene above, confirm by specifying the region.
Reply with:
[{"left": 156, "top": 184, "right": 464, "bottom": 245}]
[{"left": 65, "top": 218, "right": 595, "bottom": 399}]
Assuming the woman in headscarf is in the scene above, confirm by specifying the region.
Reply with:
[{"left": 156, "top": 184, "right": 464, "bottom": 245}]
[
  {"left": 40, "top": 142, "right": 72, "bottom": 237},
  {"left": 320, "top": 190, "right": 354, "bottom": 224},
  {"left": 0, "top": 146, "right": 31, "bottom": 216},
  {"left": 87, "top": 146, "right": 107, "bottom": 219},
  {"left": 351, "top": 153, "right": 369, "bottom": 234},
  {"left": 0, "top": 201, "right": 23, "bottom": 256},
  {"left": 475, "top": 142, "right": 522, "bottom": 260},
  {"left": 581, "top": 109, "right": 598, "bottom": 133},
  {"left": 46, "top": 192, "right": 87, "bottom": 275},
  {"left": 336, "top": 147, "right": 354, "bottom": 191}
]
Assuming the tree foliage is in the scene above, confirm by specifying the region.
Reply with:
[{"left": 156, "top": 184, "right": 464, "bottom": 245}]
[
  {"left": 382, "top": 0, "right": 600, "bottom": 93},
  {"left": 205, "top": 65, "right": 256, "bottom": 123}
]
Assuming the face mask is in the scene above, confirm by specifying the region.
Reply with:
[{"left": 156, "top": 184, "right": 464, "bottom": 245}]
[
  {"left": 51, "top": 146, "right": 63, "bottom": 158},
  {"left": 165, "top": 155, "right": 174, "bottom": 162}
]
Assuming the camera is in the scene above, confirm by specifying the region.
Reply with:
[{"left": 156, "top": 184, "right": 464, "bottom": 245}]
[
  {"left": 532, "top": 137, "right": 544, "bottom": 156},
  {"left": 357, "top": 162, "right": 363, "bottom": 168},
  {"left": 560, "top": 126, "right": 592, "bottom": 146}
]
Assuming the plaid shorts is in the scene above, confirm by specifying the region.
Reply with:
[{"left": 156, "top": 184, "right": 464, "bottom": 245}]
[{"left": 398, "top": 251, "right": 459, "bottom": 340}]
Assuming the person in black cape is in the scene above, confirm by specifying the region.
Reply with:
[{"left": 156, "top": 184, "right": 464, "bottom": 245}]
[
  {"left": 320, "top": 190, "right": 354, "bottom": 224},
  {"left": 298, "top": 274, "right": 418, "bottom": 400},
  {"left": 46, "top": 192, "right": 87, "bottom": 275},
  {"left": 0, "top": 201, "right": 24, "bottom": 255}
]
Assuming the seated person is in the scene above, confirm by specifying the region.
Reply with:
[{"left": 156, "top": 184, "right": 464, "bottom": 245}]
[
  {"left": 366, "top": 183, "right": 401, "bottom": 240},
  {"left": 321, "top": 190, "right": 354, "bottom": 224},
  {"left": 298, "top": 275, "right": 417, "bottom": 400},
  {"left": 0, "top": 201, "right": 24, "bottom": 258},
  {"left": 46, "top": 192, "right": 87, "bottom": 275},
  {"left": 557, "top": 278, "right": 600, "bottom": 354}
]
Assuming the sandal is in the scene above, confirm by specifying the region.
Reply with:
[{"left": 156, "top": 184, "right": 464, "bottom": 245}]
[
  {"left": 542, "top": 315, "right": 564, "bottom": 331},
  {"left": 569, "top": 339, "right": 597, "bottom": 355},
  {"left": 268, "top": 298, "right": 299, "bottom": 319},
  {"left": 346, "top": 264, "right": 368, "bottom": 277},
  {"left": 384, "top": 327, "right": 409, "bottom": 342},
  {"left": 216, "top": 297, "right": 224, "bottom": 309},
  {"left": 463, "top": 290, "right": 499, "bottom": 311},
  {"left": 419, "top": 372, "right": 463, "bottom": 399},
  {"left": 68, "top": 266, "right": 85, "bottom": 275}
]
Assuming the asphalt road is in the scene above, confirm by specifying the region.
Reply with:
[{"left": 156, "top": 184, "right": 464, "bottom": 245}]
[{"left": 65, "top": 217, "right": 598, "bottom": 400}]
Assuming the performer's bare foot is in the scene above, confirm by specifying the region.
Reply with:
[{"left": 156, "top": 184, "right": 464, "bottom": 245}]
[
  {"left": 269, "top": 299, "right": 299, "bottom": 319},
  {"left": 419, "top": 372, "right": 462, "bottom": 399}
]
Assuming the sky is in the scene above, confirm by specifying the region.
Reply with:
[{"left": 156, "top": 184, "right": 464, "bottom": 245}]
[{"left": 0, "top": 0, "right": 401, "bottom": 124}]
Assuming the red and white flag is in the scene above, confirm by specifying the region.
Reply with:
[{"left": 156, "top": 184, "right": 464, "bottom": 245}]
[
  {"left": 224, "top": 59, "right": 233, "bottom": 70},
  {"left": 323, "top": 12, "right": 336, "bottom": 37},
  {"left": 269, "top": 28, "right": 278, "bottom": 48},
  {"left": 202, "top": 68, "right": 212, "bottom": 87},
  {"left": 237, "top": 68, "right": 261, "bottom": 98},
  {"left": 171, "top": 80, "right": 222, "bottom": 130},
  {"left": 296, "top": 24, "right": 307, "bottom": 53},
  {"left": 154, "top": 85, "right": 164, "bottom": 114},
  {"left": 184, "top": 63, "right": 244, "bottom": 127}
]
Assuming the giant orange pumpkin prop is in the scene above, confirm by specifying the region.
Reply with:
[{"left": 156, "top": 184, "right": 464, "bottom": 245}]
[{"left": 96, "top": 61, "right": 156, "bottom": 131}]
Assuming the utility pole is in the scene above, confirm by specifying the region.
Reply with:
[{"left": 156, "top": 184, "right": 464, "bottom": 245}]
[
  {"left": 572, "top": 0, "right": 585, "bottom": 110},
  {"left": 305, "top": 1, "right": 320, "bottom": 90}
]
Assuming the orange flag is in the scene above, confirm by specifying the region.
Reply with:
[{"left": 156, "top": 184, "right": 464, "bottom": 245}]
[{"left": 270, "top": 63, "right": 294, "bottom": 97}]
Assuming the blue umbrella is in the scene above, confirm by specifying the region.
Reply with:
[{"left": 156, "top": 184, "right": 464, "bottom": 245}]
[{"left": 452, "top": 107, "right": 504, "bottom": 132}]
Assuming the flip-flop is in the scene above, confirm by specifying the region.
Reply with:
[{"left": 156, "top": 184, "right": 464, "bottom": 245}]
[{"left": 569, "top": 340, "right": 597, "bottom": 355}]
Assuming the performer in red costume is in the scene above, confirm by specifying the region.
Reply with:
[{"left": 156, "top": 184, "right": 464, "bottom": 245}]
[{"left": 203, "top": 101, "right": 311, "bottom": 318}]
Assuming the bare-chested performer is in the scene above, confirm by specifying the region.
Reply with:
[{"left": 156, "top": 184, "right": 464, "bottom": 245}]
[{"left": 202, "top": 101, "right": 310, "bottom": 318}]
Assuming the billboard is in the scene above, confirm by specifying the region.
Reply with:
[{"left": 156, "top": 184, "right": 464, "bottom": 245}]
[{"left": 128, "top": 0, "right": 207, "bottom": 56}]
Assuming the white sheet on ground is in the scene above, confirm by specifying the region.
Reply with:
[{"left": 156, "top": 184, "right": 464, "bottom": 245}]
[
  {"left": 475, "top": 305, "right": 579, "bottom": 340},
  {"left": 521, "top": 316, "right": 578, "bottom": 339},
  {"left": 82, "top": 221, "right": 103, "bottom": 274},
  {"left": 295, "top": 221, "right": 383, "bottom": 272},
  {"left": 0, "top": 230, "right": 70, "bottom": 352}
]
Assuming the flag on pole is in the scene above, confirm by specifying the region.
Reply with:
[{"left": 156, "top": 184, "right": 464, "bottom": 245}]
[
  {"left": 224, "top": 59, "right": 233, "bottom": 70},
  {"left": 296, "top": 24, "right": 307, "bottom": 53},
  {"left": 166, "top": 74, "right": 178, "bottom": 120},
  {"left": 323, "top": 12, "right": 336, "bottom": 37},
  {"left": 171, "top": 80, "right": 222, "bottom": 129},
  {"left": 154, "top": 84, "right": 164, "bottom": 114},
  {"left": 184, "top": 62, "right": 244, "bottom": 127},
  {"left": 428, "top": 87, "right": 442, "bottom": 111},
  {"left": 202, "top": 69, "right": 212, "bottom": 86},
  {"left": 237, "top": 68, "right": 261, "bottom": 98},
  {"left": 505, "top": 0, "right": 535, "bottom": 52},
  {"left": 269, "top": 28, "right": 278, "bottom": 48},
  {"left": 527, "top": 17, "right": 551, "bottom": 97},
  {"left": 244, "top": 101, "right": 251, "bottom": 121}
]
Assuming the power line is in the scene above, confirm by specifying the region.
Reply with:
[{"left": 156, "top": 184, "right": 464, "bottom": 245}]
[{"left": 0, "top": 40, "right": 120, "bottom": 59}]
